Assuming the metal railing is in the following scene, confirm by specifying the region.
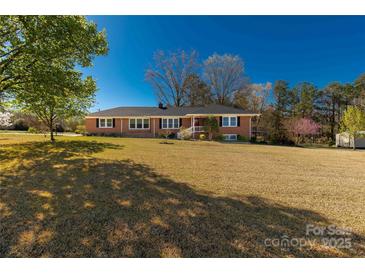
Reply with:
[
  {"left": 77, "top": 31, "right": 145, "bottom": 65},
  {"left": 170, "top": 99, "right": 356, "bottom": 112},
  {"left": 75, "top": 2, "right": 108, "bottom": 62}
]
[{"left": 193, "top": 126, "right": 205, "bottom": 132}]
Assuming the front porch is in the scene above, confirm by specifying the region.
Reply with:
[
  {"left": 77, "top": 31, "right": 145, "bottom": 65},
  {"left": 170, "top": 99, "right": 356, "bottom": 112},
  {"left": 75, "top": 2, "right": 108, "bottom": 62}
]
[
  {"left": 191, "top": 117, "right": 207, "bottom": 136},
  {"left": 177, "top": 116, "right": 210, "bottom": 139}
]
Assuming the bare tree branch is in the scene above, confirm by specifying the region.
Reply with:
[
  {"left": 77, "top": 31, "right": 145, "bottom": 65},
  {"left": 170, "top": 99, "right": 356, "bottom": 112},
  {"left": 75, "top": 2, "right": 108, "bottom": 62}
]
[
  {"left": 204, "top": 53, "right": 247, "bottom": 105},
  {"left": 145, "top": 49, "right": 198, "bottom": 106}
]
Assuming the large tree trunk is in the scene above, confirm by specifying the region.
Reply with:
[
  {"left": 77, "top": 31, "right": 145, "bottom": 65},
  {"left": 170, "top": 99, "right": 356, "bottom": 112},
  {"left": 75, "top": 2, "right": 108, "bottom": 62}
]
[
  {"left": 49, "top": 118, "right": 55, "bottom": 142},
  {"left": 50, "top": 129, "right": 55, "bottom": 142}
]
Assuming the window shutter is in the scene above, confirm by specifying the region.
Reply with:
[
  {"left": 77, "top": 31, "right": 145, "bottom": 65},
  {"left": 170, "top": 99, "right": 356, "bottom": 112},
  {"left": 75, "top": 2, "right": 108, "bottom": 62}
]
[
  {"left": 179, "top": 118, "right": 182, "bottom": 127},
  {"left": 96, "top": 118, "right": 99, "bottom": 128},
  {"left": 219, "top": 116, "right": 222, "bottom": 127},
  {"left": 113, "top": 118, "right": 115, "bottom": 128},
  {"left": 159, "top": 118, "right": 162, "bottom": 129},
  {"left": 237, "top": 116, "right": 240, "bottom": 127}
]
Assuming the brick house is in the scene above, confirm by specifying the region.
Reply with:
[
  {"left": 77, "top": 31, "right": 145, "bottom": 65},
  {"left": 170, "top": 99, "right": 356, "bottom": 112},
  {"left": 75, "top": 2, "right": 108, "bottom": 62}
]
[{"left": 85, "top": 104, "right": 259, "bottom": 140}]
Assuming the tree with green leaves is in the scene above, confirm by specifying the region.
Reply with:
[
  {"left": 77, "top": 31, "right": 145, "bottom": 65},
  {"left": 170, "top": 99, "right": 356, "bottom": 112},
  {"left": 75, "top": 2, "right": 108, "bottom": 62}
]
[
  {"left": 342, "top": 83, "right": 356, "bottom": 108},
  {"left": 203, "top": 115, "right": 219, "bottom": 141},
  {"left": 320, "top": 82, "right": 343, "bottom": 140},
  {"left": 16, "top": 67, "right": 96, "bottom": 141},
  {"left": 0, "top": 16, "right": 107, "bottom": 97},
  {"left": 271, "top": 80, "right": 290, "bottom": 142},
  {"left": 340, "top": 106, "right": 365, "bottom": 150},
  {"left": 1, "top": 16, "right": 108, "bottom": 141},
  {"left": 353, "top": 73, "right": 365, "bottom": 108},
  {"left": 290, "top": 82, "right": 320, "bottom": 119}
]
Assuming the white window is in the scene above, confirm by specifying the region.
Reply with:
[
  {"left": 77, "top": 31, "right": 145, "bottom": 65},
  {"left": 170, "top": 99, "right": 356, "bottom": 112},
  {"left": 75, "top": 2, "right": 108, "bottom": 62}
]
[
  {"left": 99, "top": 118, "right": 113, "bottom": 128},
  {"left": 129, "top": 118, "right": 149, "bottom": 129},
  {"left": 222, "top": 116, "right": 237, "bottom": 127},
  {"left": 222, "top": 117, "right": 229, "bottom": 127},
  {"left": 136, "top": 118, "right": 143, "bottom": 129},
  {"left": 223, "top": 134, "right": 237, "bottom": 141},
  {"left": 174, "top": 119, "right": 179, "bottom": 128},
  {"left": 143, "top": 119, "right": 149, "bottom": 128},
  {"left": 162, "top": 118, "right": 180, "bottom": 129}
]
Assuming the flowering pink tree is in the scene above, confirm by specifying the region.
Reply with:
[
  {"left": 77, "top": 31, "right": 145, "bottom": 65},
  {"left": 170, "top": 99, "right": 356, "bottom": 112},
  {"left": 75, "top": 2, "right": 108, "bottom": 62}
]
[{"left": 287, "top": 118, "right": 321, "bottom": 144}]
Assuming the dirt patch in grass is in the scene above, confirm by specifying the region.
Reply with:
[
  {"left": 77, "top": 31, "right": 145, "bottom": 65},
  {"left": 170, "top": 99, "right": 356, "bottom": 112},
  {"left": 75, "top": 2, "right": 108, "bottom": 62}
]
[{"left": 0, "top": 136, "right": 364, "bottom": 257}]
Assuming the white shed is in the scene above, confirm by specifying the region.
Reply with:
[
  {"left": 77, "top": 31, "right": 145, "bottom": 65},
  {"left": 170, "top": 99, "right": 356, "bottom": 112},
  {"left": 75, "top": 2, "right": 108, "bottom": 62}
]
[{"left": 336, "top": 131, "right": 365, "bottom": 148}]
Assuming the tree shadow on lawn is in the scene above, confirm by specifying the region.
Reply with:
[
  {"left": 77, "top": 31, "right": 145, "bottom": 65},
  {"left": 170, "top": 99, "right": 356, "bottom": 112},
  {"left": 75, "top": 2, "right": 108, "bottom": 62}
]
[
  {"left": 0, "top": 141, "right": 364, "bottom": 257},
  {"left": 0, "top": 140, "right": 122, "bottom": 162}
]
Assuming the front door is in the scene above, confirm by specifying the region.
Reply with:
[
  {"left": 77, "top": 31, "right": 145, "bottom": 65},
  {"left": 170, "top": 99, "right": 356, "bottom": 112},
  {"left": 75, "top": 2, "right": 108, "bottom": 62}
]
[{"left": 194, "top": 118, "right": 204, "bottom": 126}]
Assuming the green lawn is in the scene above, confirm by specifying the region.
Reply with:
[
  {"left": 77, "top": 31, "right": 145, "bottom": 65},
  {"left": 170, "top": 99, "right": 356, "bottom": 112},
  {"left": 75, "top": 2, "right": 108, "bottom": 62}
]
[{"left": 0, "top": 134, "right": 364, "bottom": 257}]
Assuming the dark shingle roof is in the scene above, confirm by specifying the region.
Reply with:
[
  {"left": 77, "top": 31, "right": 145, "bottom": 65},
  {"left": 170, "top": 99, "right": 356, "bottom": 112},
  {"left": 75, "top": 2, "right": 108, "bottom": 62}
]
[{"left": 87, "top": 104, "right": 258, "bottom": 117}]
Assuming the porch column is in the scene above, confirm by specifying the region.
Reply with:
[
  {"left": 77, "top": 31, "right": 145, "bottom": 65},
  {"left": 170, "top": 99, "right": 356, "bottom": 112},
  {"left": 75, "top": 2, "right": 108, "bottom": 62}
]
[{"left": 192, "top": 116, "right": 195, "bottom": 139}]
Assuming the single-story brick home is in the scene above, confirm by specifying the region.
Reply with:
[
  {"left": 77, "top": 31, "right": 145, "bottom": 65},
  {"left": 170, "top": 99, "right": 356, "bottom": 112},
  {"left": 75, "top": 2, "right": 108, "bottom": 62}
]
[{"left": 85, "top": 104, "right": 259, "bottom": 140}]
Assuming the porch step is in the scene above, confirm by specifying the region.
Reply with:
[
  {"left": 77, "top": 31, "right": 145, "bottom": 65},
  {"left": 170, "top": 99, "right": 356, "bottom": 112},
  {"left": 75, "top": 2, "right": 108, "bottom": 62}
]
[{"left": 177, "top": 126, "right": 206, "bottom": 139}]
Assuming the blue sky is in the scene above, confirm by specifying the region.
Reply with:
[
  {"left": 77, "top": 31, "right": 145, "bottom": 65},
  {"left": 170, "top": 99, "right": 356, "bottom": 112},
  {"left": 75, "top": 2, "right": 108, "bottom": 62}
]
[{"left": 83, "top": 16, "right": 365, "bottom": 111}]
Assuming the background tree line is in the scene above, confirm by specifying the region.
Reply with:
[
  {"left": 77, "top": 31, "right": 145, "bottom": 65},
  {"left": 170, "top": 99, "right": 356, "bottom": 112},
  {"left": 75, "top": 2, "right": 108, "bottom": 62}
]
[
  {"left": 145, "top": 49, "right": 263, "bottom": 107},
  {"left": 267, "top": 76, "right": 365, "bottom": 144},
  {"left": 146, "top": 49, "right": 365, "bottom": 145}
]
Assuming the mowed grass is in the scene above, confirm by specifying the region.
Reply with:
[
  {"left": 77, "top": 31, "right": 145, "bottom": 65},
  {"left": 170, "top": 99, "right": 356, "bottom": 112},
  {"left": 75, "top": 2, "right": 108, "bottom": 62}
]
[{"left": 1, "top": 134, "right": 364, "bottom": 257}]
